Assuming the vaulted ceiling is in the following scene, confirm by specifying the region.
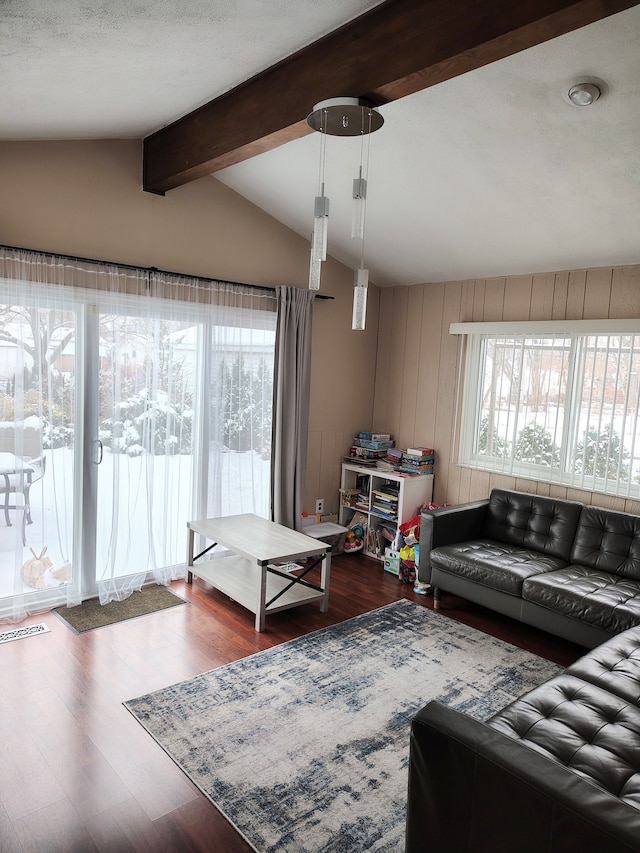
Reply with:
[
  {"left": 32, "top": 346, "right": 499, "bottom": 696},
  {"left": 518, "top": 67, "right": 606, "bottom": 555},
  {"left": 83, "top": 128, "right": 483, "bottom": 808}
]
[{"left": 2, "top": 0, "right": 640, "bottom": 286}]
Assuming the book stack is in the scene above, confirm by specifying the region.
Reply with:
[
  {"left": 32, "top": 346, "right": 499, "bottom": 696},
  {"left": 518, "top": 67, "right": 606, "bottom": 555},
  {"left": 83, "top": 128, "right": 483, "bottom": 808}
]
[
  {"left": 355, "top": 482, "right": 370, "bottom": 511},
  {"left": 371, "top": 483, "right": 400, "bottom": 520},
  {"left": 399, "top": 447, "right": 435, "bottom": 476},
  {"left": 385, "top": 447, "right": 403, "bottom": 466},
  {"left": 348, "top": 432, "right": 394, "bottom": 462}
]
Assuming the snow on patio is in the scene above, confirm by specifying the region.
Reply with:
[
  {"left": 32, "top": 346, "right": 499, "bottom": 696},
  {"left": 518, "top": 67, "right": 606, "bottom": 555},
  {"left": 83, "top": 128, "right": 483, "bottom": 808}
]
[{"left": 0, "top": 446, "right": 270, "bottom": 600}]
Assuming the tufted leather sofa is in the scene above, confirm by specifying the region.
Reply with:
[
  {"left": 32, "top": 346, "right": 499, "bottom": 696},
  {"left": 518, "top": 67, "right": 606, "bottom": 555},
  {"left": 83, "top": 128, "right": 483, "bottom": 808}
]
[
  {"left": 406, "top": 625, "right": 640, "bottom": 852},
  {"left": 419, "top": 489, "right": 640, "bottom": 648}
]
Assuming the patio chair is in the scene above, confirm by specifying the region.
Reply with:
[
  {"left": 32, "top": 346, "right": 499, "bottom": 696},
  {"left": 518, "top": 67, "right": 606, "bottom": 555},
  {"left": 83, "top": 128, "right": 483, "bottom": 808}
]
[{"left": 1, "top": 455, "right": 47, "bottom": 544}]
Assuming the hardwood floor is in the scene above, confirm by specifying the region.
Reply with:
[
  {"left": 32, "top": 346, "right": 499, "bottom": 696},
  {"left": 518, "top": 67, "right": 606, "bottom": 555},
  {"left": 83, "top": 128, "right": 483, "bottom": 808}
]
[{"left": 1, "top": 553, "right": 585, "bottom": 852}]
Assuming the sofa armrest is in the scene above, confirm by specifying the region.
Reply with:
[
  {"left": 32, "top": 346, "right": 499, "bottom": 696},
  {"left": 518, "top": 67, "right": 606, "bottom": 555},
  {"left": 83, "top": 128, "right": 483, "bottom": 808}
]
[
  {"left": 418, "top": 500, "right": 488, "bottom": 583},
  {"left": 407, "top": 701, "right": 640, "bottom": 853}
]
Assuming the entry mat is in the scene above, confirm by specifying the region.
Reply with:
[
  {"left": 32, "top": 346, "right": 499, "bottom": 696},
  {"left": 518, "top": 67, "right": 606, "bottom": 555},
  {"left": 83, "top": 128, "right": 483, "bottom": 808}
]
[{"left": 54, "top": 585, "right": 186, "bottom": 633}]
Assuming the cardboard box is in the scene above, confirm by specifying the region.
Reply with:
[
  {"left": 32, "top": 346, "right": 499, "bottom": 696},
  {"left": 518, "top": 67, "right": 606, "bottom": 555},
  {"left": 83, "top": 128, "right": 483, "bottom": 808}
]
[{"left": 384, "top": 548, "right": 401, "bottom": 576}]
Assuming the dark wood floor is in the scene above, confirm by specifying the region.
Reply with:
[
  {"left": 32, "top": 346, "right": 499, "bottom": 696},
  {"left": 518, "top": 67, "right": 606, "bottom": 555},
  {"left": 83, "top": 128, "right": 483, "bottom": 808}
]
[{"left": 1, "top": 553, "right": 585, "bottom": 852}]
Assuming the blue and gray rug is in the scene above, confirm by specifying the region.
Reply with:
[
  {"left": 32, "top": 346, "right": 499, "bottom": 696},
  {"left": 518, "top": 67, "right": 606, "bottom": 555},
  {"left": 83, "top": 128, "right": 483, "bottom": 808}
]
[{"left": 124, "top": 599, "right": 562, "bottom": 852}]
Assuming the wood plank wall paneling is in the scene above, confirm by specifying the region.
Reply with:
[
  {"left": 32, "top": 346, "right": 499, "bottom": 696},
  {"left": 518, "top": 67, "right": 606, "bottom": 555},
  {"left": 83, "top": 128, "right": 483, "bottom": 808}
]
[
  {"left": 306, "top": 428, "right": 352, "bottom": 518},
  {"left": 483, "top": 277, "right": 505, "bottom": 321},
  {"left": 389, "top": 287, "right": 410, "bottom": 445},
  {"left": 402, "top": 285, "right": 425, "bottom": 450},
  {"left": 503, "top": 275, "right": 533, "bottom": 322},
  {"left": 372, "top": 288, "right": 396, "bottom": 434},
  {"left": 377, "top": 263, "right": 640, "bottom": 513},
  {"left": 459, "top": 280, "right": 475, "bottom": 323},
  {"left": 413, "top": 283, "right": 445, "bottom": 448},
  {"left": 434, "top": 282, "right": 464, "bottom": 502},
  {"left": 530, "top": 273, "right": 555, "bottom": 321},
  {"left": 551, "top": 271, "right": 569, "bottom": 319},
  {"left": 583, "top": 267, "right": 612, "bottom": 319},
  {"left": 472, "top": 279, "right": 486, "bottom": 321},
  {"left": 611, "top": 265, "right": 640, "bottom": 317},
  {"left": 567, "top": 269, "right": 587, "bottom": 319}
]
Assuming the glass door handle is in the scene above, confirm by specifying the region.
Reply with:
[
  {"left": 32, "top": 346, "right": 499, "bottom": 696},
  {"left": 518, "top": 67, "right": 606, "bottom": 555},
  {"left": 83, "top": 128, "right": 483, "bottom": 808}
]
[{"left": 96, "top": 439, "right": 103, "bottom": 464}]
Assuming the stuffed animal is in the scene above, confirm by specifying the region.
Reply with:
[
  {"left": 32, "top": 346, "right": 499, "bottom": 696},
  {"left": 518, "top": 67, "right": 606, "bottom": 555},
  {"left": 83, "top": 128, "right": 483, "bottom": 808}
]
[{"left": 21, "top": 547, "right": 53, "bottom": 589}]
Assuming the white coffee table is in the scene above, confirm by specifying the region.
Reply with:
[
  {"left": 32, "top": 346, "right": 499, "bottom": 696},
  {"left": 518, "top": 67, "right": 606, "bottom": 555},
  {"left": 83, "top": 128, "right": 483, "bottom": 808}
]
[{"left": 186, "top": 513, "right": 331, "bottom": 631}]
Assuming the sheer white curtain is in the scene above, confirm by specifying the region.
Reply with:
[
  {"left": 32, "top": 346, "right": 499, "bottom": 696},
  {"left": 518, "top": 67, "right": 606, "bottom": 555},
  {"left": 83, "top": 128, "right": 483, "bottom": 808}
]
[
  {"left": 0, "top": 248, "right": 277, "bottom": 620},
  {"left": 0, "top": 251, "right": 79, "bottom": 621}
]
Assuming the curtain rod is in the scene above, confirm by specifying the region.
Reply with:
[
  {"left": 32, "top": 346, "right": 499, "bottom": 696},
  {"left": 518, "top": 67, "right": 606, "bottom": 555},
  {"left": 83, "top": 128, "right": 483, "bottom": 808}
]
[{"left": 0, "top": 243, "right": 334, "bottom": 300}]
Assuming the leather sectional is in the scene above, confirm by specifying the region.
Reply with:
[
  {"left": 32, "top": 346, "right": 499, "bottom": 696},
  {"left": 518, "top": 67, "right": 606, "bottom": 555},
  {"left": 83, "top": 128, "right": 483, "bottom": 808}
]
[
  {"left": 419, "top": 488, "right": 640, "bottom": 648},
  {"left": 406, "top": 624, "right": 640, "bottom": 852},
  {"left": 407, "top": 488, "right": 640, "bottom": 851}
]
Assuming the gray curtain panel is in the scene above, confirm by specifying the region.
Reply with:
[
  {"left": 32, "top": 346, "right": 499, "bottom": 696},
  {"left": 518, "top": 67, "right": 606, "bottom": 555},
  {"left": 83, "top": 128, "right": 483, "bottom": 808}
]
[{"left": 270, "top": 286, "right": 314, "bottom": 529}]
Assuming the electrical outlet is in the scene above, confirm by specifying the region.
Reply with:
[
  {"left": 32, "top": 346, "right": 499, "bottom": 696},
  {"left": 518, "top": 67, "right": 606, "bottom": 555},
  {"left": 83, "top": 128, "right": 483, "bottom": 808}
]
[{"left": 315, "top": 498, "right": 324, "bottom": 514}]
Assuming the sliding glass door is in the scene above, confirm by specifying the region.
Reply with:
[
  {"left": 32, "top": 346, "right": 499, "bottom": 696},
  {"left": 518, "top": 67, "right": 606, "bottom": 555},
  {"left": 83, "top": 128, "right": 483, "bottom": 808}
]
[
  {"left": 93, "top": 307, "right": 199, "bottom": 600},
  {"left": 0, "top": 262, "right": 276, "bottom": 620}
]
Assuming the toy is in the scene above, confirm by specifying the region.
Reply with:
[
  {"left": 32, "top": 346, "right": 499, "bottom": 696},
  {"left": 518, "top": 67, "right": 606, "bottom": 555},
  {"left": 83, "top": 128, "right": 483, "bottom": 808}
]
[
  {"left": 399, "top": 561, "right": 415, "bottom": 584},
  {"left": 343, "top": 529, "right": 363, "bottom": 553},
  {"left": 21, "top": 546, "right": 53, "bottom": 589}
]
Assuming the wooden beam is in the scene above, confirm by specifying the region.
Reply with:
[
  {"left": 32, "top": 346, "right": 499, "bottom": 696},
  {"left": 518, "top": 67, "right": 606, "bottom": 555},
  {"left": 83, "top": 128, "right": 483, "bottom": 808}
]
[{"left": 143, "top": 0, "right": 638, "bottom": 194}]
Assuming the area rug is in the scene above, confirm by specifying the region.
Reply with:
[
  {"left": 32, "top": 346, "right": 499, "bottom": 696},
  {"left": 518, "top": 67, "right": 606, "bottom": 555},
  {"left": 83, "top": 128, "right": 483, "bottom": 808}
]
[
  {"left": 54, "top": 585, "right": 186, "bottom": 632},
  {"left": 124, "top": 599, "right": 562, "bottom": 853}
]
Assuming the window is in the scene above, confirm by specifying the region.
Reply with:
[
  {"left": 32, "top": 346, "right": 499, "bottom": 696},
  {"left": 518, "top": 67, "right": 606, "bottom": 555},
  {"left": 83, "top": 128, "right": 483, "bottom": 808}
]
[{"left": 456, "top": 322, "right": 640, "bottom": 498}]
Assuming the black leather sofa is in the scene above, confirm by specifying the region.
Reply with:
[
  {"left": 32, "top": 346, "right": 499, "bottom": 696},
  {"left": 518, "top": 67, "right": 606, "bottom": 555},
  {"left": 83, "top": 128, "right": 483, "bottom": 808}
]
[
  {"left": 419, "top": 488, "right": 640, "bottom": 648},
  {"left": 406, "top": 624, "right": 640, "bottom": 852}
]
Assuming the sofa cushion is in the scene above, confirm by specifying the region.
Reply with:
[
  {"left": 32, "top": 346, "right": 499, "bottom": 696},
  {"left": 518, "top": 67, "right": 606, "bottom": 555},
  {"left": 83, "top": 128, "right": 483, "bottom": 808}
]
[
  {"left": 567, "top": 625, "right": 640, "bottom": 706},
  {"left": 489, "top": 673, "right": 640, "bottom": 810},
  {"left": 431, "top": 539, "right": 568, "bottom": 596},
  {"left": 523, "top": 566, "right": 640, "bottom": 635},
  {"left": 571, "top": 506, "right": 640, "bottom": 580},
  {"left": 483, "top": 489, "right": 582, "bottom": 561}
]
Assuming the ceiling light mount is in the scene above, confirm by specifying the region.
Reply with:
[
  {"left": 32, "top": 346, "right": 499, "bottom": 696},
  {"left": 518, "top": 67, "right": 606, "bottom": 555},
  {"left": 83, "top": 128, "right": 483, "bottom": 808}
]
[
  {"left": 567, "top": 82, "right": 601, "bottom": 107},
  {"left": 307, "top": 97, "right": 384, "bottom": 136}
]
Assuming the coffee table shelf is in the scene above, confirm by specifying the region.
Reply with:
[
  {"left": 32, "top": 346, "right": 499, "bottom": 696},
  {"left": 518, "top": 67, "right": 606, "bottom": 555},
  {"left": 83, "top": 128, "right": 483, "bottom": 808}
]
[{"left": 190, "top": 554, "right": 326, "bottom": 613}]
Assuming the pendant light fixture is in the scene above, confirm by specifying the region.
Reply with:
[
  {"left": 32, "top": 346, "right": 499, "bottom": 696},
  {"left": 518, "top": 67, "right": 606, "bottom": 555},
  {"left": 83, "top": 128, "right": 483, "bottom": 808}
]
[
  {"left": 306, "top": 97, "right": 383, "bottom": 328},
  {"left": 308, "top": 106, "right": 329, "bottom": 290}
]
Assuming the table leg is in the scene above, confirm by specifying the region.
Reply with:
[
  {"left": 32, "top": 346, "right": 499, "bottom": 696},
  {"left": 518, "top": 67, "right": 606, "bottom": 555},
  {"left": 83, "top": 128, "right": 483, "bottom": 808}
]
[
  {"left": 319, "top": 549, "right": 331, "bottom": 613},
  {"left": 255, "top": 562, "right": 267, "bottom": 632},
  {"left": 185, "top": 526, "right": 195, "bottom": 584}
]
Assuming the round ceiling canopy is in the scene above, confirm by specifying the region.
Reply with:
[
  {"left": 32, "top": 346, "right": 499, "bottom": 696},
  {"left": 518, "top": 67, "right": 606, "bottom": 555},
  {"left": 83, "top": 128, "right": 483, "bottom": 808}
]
[{"left": 307, "top": 97, "right": 384, "bottom": 136}]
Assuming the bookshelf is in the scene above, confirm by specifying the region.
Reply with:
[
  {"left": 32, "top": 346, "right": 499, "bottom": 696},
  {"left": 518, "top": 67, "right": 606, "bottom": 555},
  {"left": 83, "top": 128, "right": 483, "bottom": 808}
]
[{"left": 339, "top": 462, "right": 433, "bottom": 560}]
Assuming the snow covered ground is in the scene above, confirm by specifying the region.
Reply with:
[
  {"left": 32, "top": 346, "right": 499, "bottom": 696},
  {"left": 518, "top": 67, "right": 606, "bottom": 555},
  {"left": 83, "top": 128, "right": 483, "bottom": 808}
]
[{"left": 0, "top": 446, "right": 270, "bottom": 601}]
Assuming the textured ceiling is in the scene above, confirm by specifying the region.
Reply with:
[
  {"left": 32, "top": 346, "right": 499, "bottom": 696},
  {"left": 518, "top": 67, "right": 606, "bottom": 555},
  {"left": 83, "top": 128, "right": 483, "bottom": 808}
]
[
  {"left": 2, "top": 1, "right": 640, "bottom": 287},
  {"left": 0, "top": 0, "right": 380, "bottom": 139}
]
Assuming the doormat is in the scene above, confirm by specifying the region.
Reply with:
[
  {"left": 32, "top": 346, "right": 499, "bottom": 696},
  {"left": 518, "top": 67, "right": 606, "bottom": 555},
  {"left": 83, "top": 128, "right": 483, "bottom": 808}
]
[
  {"left": 0, "top": 623, "right": 51, "bottom": 644},
  {"left": 54, "top": 585, "right": 186, "bottom": 633},
  {"left": 125, "top": 600, "right": 562, "bottom": 852}
]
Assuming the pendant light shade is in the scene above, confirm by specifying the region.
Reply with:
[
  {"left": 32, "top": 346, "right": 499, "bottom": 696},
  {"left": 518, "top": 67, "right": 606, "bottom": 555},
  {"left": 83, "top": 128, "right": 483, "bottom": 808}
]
[
  {"left": 308, "top": 255, "right": 322, "bottom": 291},
  {"left": 352, "top": 269, "right": 369, "bottom": 331},
  {"left": 311, "top": 194, "right": 329, "bottom": 262},
  {"left": 351, "top": 171, "right": 367, "bottom": 239}
]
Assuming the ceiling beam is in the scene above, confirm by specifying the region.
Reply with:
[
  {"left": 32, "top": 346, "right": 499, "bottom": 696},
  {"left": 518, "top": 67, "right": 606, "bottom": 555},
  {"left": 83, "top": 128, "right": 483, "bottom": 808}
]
[{"left": 143, "top": 0, "right": 637, "bottom": 194}]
